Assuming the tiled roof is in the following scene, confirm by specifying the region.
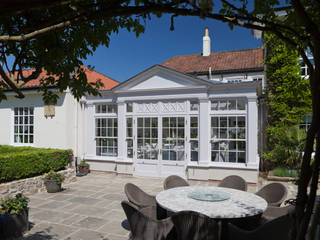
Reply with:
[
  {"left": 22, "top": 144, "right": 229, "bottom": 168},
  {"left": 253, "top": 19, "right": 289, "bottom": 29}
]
[
  {"left": 2, "top": 66, "right": 119, "bottom": 90},
  {"left": 161, "top": 48, "right": 264, "bottom": 74}
]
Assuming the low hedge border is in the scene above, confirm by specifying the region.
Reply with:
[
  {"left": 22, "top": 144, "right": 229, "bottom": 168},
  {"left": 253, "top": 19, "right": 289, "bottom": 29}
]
[{"left": 0, "top": 145, "right": 72, "bottom": 183}]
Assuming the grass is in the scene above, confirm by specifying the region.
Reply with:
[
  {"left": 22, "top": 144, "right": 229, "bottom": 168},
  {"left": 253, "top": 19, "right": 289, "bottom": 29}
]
[{"left": 272, "top": 167, "right": 299, "bottom": 178}]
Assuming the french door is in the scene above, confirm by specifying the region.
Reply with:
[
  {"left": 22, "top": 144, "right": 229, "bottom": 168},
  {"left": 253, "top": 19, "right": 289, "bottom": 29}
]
[{"left": 134, "top": 116, "right": 186, "bottom": 177}]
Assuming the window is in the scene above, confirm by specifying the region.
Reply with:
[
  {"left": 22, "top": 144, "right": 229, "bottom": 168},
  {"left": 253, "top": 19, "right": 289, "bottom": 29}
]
[
  {"left": 211, "top": 116, "right": 246, "bottom": 163},
  {"left": 190, "top": 117, "right": 199, "bottom": 162},
  {"left": 252, "top": 77, "right": 263, "bottom": 81},
  {"left": 95, "top": 104, "right": 117, "bottom": 114},
  {"left": 137, "top": 117, "right": 158, "bottom": 160},
  {"left": 299, "top": 115, "right": 312, "bottom": 132},
  {"left": 127, "top": 118, "right": 133, "bottom": 158},
  {"left": 14, "top": 107, "right": 34, "bottom": 144},
  {"left": 95, "top": 118, "right": 118, "bottom": 156},
  {"left": 211, "top": 99, "right": 246, "bottom": 111},
  {"left": 190, "top": 101, "right": 199, "bottom": 111},
  {"left": 126, "top": 103, "right": 133, "bottom": 113}
]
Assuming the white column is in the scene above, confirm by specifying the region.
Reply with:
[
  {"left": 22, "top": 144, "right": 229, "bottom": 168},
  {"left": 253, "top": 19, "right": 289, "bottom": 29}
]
[
  {"left": 84, "top": 103, "right": 96, "bottom": 157},
  {"left": 199, "top": 98, "right": 210, "bottom": 166},
  {"left": 117, "top": 101, "right": 126, "bottom": 161},
  {"left": 247, "top": 97, "right": 259, "bottom": 168}
]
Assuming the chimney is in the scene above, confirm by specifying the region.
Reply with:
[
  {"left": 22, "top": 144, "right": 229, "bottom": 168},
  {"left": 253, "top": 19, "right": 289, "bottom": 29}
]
[{"left": 202, "top": 27, "right": 211, "bottom": 57}]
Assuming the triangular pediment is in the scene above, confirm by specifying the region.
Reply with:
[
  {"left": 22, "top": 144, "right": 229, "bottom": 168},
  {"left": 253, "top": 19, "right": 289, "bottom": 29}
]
[{"left": 113, "top": 65, "right": 211, "bottom": 92}]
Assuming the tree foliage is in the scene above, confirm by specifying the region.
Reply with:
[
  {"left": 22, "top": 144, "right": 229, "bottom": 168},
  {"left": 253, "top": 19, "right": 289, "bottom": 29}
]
[
  {"left": 0, "top": 1, "right": 320, "bottom": 239},
  {"left": 263, "top": 33, "right": 311, "bottom": 170}
]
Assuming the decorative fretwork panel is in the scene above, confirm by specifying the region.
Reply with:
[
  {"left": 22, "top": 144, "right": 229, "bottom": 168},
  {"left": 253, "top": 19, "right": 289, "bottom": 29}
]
[{"left": 134, "top": 101, "right": 186, "bottom": 114}]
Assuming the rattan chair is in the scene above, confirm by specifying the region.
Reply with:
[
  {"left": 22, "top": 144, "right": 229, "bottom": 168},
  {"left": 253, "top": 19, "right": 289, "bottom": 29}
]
[
  {"left": 121, "top": 200, "right": 175, "bottom": 240},
  {"left": 228, "top": 213, "right": 294, "bottom": 240},
  {"left": 255, "top": 182, "right": 288, "bottom": 207},
  {"left": 218, "top": 175, "right": 248, "bottom": 191},
  {"left": 171, "top": 211, "right": 219, "bottom": 240},
  {"left": 124, "top": 183, "right": 157, "bottom": 209},
  {"left": 262, "top": 204, "right": 295, "bottom": 222},
  {"left": 163, "top": 175, "right": 189, "bottom": 190}
]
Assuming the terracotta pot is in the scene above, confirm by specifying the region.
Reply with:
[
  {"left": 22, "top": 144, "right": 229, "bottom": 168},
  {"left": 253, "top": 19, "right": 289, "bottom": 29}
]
[
  {"left": 44, "top": 179, "right": 62, "bottom": 193},
  {"left": 0, "top": 210, "right": 29, "bottom": 238}
]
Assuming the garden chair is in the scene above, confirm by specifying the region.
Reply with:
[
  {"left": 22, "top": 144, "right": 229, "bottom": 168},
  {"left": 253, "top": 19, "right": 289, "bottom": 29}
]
[
  {"left": 227, "top": 213, "right": 294, "bottom": 240},
  {"left": 171, "top": 211, "right": 219, "bottom": 240},
  {"left": 262, "top": 204, "right": 295, "bottom": 222},
  {"left": 163, "top": 175, "right": 189, "bottom": 190},
  {"left": 255, "top": 182, "right": 288, "bottom": 207},
  {"left": 121, "top": 200, "right": 176, "bottom": 240},
  {"left": 218, "top": 175, "right": 247, "bottom": 191},
  {"left": 124, "top": 183, "right": 157, "bottom": 209}
]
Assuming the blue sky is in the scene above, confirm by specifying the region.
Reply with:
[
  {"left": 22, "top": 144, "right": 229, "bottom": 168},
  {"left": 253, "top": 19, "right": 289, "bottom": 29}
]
[{"left": 84, "top": 14, "right": 262, "bottom": 82}]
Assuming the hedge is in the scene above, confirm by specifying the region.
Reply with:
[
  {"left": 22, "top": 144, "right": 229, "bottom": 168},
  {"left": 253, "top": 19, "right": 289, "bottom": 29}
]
[{"left": 0, "top": 145, "right": 72, "bottom": 183}]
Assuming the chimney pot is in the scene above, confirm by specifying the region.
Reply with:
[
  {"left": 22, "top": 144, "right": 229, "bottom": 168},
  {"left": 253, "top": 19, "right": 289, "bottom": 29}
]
[{"left": 202, "top": 28, "right": 211, "bottom": 57}]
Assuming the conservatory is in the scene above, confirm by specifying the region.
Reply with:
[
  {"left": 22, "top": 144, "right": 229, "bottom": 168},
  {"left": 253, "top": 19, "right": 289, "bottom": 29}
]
[{"left": 83, "top": 65, "right": 260, "bottom": 182}]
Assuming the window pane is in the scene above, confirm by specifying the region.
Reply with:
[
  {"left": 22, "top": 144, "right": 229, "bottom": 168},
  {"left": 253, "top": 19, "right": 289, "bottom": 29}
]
[
  {"left": 211, "top": 117, "right": 219, "bottom": 127},
  {"left": 219, "top": 100, "right": 227, "bottom": 110},
  {"left": 127, "top": 118, "right": 132, "bottom": 128},
  {"left": 211, "top": 101, "right": 219, "bottom": 111},
  {"left": 126, "top": 103, "right": 133, "bottom": 112},
  {"left": 238, "top": 152, "right": 246, "bottom": 163},
  {"left": 238, "top": 117, "right": 246, "bottom": 127},
  {"left": 152, "top": 118, "right": 158, "bottom": 127},
  {"left": 220, "top": 117, "right": 227, "bottom": 127},
  {"left": 237, "top": 100, "right": 246, "bottom": 110},
  {"left": 191, "top": 117, "right": 198, "bottom": 128},
  {"left": 170, "top": 118, "right": 176, "bottom": 128},
  {"left": 229, "top": 117, "right": 237, "bottom": 127},
  {"left": 211, "top": 128, "right": 218, "bottom": 139},
  {"left": 145, "top": 118, "right": 150, "bottom": 128},
  {"left": 237, "top": 128, "right": 246, "bottom": 139},
  {"left": 138, "top": 118, "right": 143, "bottom": 127},
  {"left": 178, "top": 118, "right": 184, "bottom": 128},
  {"left": 228, "top": 100, "right": 237, "bottom": 110},
  {"left": 190, "top": 128, "right": 198, "bottom": 139},
  {"left": 211, "top": 151, "right": 219, "bottom": 161},
  {"left": 229, "top": 152, "right": 237, "bottom": 162},
  {"left": 190, "top": 101, "right": 199, "bottom": 111}
]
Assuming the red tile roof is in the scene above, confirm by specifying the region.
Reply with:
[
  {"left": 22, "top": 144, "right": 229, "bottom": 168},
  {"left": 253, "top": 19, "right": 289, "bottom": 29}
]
[
  {"left": 3, "top": 66, "right": 119, "bottom": 90},
  {"left": 161, "top": 48, "right": 264, "bottom": 74}
]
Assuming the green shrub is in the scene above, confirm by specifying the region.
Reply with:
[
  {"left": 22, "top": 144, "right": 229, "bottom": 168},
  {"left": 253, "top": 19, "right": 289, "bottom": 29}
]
[
  {"left": 272, "top": 167, "right": 299, "bottom": 178},
  {"left": 0, "top": 146, "right": 72, "bottom": 183},
  {"left": 0, "top": 193, "right": 29, "bottom": 214}
]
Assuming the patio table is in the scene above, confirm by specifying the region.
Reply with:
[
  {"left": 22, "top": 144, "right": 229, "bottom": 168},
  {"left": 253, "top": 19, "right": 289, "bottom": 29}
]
[
  {"left": 156, "top": 186, "right": 268, "bottom": 239},
  {"left": 156, "top": 186, "right": 267, "bottom": 219}
]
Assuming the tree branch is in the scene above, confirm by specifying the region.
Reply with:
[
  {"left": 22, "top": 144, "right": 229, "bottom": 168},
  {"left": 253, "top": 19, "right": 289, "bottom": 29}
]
[
  {"left": 291, "top": 0, "right": 320, "bottom": 38},
  {"left": 0, "top": 64, "right": 24, "bottom": 98}
]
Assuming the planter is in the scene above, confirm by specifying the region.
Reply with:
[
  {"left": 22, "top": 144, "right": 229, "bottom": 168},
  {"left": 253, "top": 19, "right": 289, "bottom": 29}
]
[
  {"left": 44, "top": 179, "right": 62, "bottom": 193},
  {"left": 0, "top": 210, "right": 29, "bottom": 239},
  {"left": 78, "top": 166, "right": 90, "bottom": 175}
]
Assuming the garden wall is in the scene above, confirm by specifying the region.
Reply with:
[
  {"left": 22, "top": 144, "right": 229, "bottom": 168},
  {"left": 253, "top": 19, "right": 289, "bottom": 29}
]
[{"left": 0, "top": 168, "right": 76, "bottom": 200}]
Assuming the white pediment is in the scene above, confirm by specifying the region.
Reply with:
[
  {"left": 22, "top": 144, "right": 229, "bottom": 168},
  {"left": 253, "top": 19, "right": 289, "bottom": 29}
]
[{"left": 113, "top": 65, "right": 211, "bottom": 92}]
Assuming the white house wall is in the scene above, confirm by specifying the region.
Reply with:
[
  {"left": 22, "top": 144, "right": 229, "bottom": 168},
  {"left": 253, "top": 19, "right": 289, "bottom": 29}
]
[{"left": 0, "top": 91, "right": 84, "bottom": 161}]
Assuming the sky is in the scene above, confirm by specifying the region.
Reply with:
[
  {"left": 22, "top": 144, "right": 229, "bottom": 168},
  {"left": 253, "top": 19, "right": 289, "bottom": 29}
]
[{"left": 84, "top": 14, "right": 262, "bottom": 83}]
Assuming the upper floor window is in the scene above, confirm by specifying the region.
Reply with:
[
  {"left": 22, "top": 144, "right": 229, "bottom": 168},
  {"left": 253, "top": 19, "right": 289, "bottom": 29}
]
[
  {"left": 14, "top": 107, "right": 34, "bottom": 144},
  {"left": 211, "top": 99, "right": 246, "bottom": 111},
  {"left": 95, "top": 104, "right": 117, "bottom": 114}
]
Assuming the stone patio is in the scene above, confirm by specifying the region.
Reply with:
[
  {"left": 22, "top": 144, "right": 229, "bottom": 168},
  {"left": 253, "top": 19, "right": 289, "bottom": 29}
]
[{"left": 21, "top": 172, "right": 300, "bottom": 240}]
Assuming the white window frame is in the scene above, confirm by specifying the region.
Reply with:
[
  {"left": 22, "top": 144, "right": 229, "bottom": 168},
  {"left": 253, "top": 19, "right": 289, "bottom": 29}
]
[
  {"left": 189, "top": 115, "right": 199, "bottom": 162},
  {"left": 126, "top": 117, "right": 133, "bottom": 159},
  {"left": 12, "top": 107, "right": 34, "bottom": 146},
  {"left": 94, "top": 103, "right": 118, "bottom": 157}
]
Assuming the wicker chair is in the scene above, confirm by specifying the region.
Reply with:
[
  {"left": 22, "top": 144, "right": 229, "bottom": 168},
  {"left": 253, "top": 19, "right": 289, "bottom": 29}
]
[
  {"left": 255, "top": 183, "right": 288, "bottom": 207},
  {"left": 171, "top": 211, "right": 219, "bottom": 240},
  {"left": 262, "top": 204, "right": 295, "bottom": 222},
  {"left": 124, "top": 183, "right": 157, "bottom": 209},
  {"left": 227, "top": 213, "right": 294, "bottom": 240},
  {"left": 121, "top": 200, "right": 176, "bottom": 240},
  {"left": 163, "top": 175, "right": 189, "bottom": 190},
  {"left": 218, "top": 175, "right": 248, "bottom": 191}
]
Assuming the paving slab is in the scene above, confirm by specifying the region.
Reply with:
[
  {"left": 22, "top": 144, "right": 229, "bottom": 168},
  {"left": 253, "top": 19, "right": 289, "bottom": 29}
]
[{"left": 20, "top": 172, "right": 307, "bottom": 240}]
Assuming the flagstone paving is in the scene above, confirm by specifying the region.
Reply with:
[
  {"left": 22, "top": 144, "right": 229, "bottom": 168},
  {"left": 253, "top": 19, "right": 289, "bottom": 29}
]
[{"left": 21, "top": 172, "right": 301, "bottom": 240}]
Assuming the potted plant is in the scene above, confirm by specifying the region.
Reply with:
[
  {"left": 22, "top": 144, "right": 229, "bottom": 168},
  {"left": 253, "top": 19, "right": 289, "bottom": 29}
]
[
  {"left": 43, "top": 170, "right": 65, "bottom": 193},
  {"left": 78, "top": 160, "right": 90, "bottom": 175},
  {"left": 0, "top": 193, "right": 29, "bottom": 238}
]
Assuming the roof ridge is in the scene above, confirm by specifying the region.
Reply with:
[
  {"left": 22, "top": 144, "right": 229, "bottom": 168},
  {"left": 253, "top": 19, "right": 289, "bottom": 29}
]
[{"left": 163, "top": 47, "right": 262, "bottom": 61}]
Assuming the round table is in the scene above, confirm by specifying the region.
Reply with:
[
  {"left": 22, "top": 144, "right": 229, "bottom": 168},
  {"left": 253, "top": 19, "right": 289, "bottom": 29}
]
[{"left": 156, "top": 186, "right": 267, "bottom": 219}]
